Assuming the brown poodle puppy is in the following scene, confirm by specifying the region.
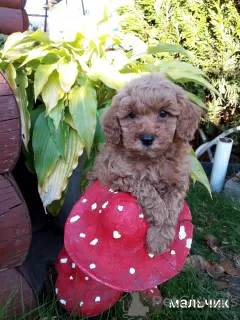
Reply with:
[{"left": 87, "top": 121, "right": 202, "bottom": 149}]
[{"left": 88, "top": 73, "right": 201, "bottom": 254}]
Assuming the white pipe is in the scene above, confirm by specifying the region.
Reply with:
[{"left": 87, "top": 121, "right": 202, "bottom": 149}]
[
  {"left": 195, "top": 126, "right": 240, "bottom": 159},
  {"left": 195, "top": 142, "right": 210, "bottom": 158},
  {"left": 210, "top": 137, "right": 233, "bottom": 192}
]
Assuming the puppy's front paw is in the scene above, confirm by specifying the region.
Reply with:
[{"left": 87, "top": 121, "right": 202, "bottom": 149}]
[{"left": 146, "top": 225, "right": 175, "bottom": 255}]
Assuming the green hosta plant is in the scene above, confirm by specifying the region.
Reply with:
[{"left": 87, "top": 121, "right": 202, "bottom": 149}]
[{"left": 0, "top": 8, "right": 213, "bottom": 214}]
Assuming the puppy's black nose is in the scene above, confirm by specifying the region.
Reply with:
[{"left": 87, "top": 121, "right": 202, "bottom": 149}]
[{"left": 140, "top": 134, "right": 155, "bottom": 146}]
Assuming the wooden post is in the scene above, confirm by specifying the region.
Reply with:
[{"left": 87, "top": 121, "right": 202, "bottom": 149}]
[
  {"left": 0, "top": 72, "right": 21, "bottom": 173},
  {"left": 0, "top": 72, "right": 31, "bottom": 272},
  {"left": 0, "top": 174, "right": 31, "bottom": 272},
  {"left": 0, "top": 268, "right": 37, "bottom": 318},
  {"left": 0, "top": 8, "right": 29, "bottom": 34},
  {"left": 0, "top": 0, "right": 27, "bottom": 9}
]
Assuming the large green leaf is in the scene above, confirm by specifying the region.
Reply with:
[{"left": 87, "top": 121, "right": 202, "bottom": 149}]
[
  {"left": 71, "top": 51, "right": 89, "bottom": 72},
  {"left": 88, "top": 60, "right": 126, "bottom": 90},
  {"left": 5, "top": 62, "right": 17, "bottom": 93},
  {"left": 66, "top": 32, "right": 85, "bottom": 49},
  {"left": 190, "top": 148, "right": 211, "bottom": 196},
  {"left": 81, "top": 108, "right": 107, "bottom": 191},
  {"left": 47, "top": 187, "right": 68, "bottom": 216},
  {"left": 148, "top": 43, "right": 191, "bottom": 59},
  {"left": 42, "top": 71, "right": 65, "bottom": 114},
  {"left": 68, "top": 85, "right": 97, "bottom": 155},
  {"left": 185, "top": 91, "right": 207, "bottom": 110},
  {"left": 64, "top": 109, "right": 77, "bottom": 131},
  {"left": 15, "top": 72, "right": 31, "bottom": 151},
  {"left": 32, "top": 112, "right": 60, "bottom": 186},
  {"left": 95, "top": 109, "right": 106, "bottom": 145},
  {"left": 166, "top": 70, "right": 219, "bottom": 95},
  {"left": 47, "top": 117, "right": 66, "bottom": 158},
  {"left": 157, "top": 60, "right": 206, "bottom": 77},
  {"left": 38, "top": 127, "right": 84, "bottom": 212},
  {"left": 24, "top": 105, "right": 45, "bottom": 173},
  {"left": 49, "top": 98, "right": 65, "bottom": 130},
  {"left": 128, "top": 43, "right": 191, "bottom": 64},
  {"left": 3, "top": 30, "right": 50, "bottom": 57},
  {"left": 58, "top": 57, "right": 78, "bottom": 92},
  {"left": 17, "top": 30, "right": 51, "bottom": 45},
  {"left": 19, "top": 46, "right": 50, "bottom": 67},
  {"left": 2, "top": 32, "right": 26, "bottom": 56},
  {"left": 34, "top": 63, "right": 57, "bottom": 101}
]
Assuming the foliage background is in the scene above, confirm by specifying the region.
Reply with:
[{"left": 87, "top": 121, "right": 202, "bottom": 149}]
[
  {"left": 0, "top": 6, "right": 215, "bottom": 214},
  {"left": 119, "top": 0, "right": 240, "bottom": 142}
]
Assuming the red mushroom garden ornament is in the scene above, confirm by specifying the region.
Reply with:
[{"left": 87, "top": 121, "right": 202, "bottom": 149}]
[
  {"left": 55, "top": 247, "right": 122, "bottom": 317},
  {"left": 58, "top": 180, "right": 193, "bottom": 316}
]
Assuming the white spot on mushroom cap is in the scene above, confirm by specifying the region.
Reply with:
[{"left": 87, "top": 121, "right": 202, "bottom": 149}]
[
  {"left": 72, "top": 263, "right": 75, "bottom": 268},
  {"left": 118, "top": 205, "right": 123, "bottom": 212},
  {"left": 178, "top": 225, "right": 187, "bottom": 240},
  {"left": 186, "top": 238, "right": 192, "bottom": 249},
  {"left": 129, "top": 268, "right": 135, "bottom": 274},
  {"left": 91, "top": 203, "right": 97, "bottom": 210},
  {"left": 70, "top": 276, "right": 73, "bottom": 280},
  {"left": 55, "top": 288, "right": 58, "bottom": 294},
  {"left": 80, "top": 301, "right": 84, "bottom": 307},
  {"left": 99, "top": 210, "right": 102, "bottom": 213},
  {"left": 60, "top": 299, "right": 66, "bottom": 305},
  {"left": 90, "top": 238, "right": 98, "bottom": 245},
  {"left": 114, "top": 191, "right": 118, "bottom": 194},
  {"left": 70, "top": 215, "right": 80, "bottom": 223},
  {"left": 102, "top": 201, "right": 108, "bottom": 209},
  {"left": 170, "top": 250, "right": 176, "bottom": 255},
  {"left": 139, "top": 214, "right": 144, "bottom": 218},
  {"left": 150, "top": 290, "right": 154, "bottom": 293},
  {"left": 60, "top": 258, "right": 67, "bottom": 263},
  {"left": 109, "top": 188, "right": 114, "bottom": 192},
  {"left": 79, "top": 233, "right": 86, "bottom": 238},
  {"left": 82, "top": 198, "right": 87, "bottom": 203},
  {"left": 90, "top": 263, "right": 96, "bottom": 269},
  {"left": 154, "top": 286, "right": 158, "bottom": 289},
  {"left": 113, "top": 231, "right": 121, "bottom": 239},
  {"left": 95, "top": 296, "right": 101, "bottom": 302},
  {"left": 148, "top": 253, "right": 154, "bottom": 258},
  {"left": 85, "top": 277, "right": 89, "bottom": 280}
]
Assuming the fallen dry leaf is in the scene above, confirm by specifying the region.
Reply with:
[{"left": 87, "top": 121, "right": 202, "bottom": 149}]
[
  {"left": 219, "top": 259, "right": 240, "bottom": 276},
  {"left": 206, "top": 263, "right": 225, "bottom": 278},
  {"left": 215, "top": 279, "right": 230, "bottom": 290},
  {"left": 205, "top": 234, "right": 219, "bottom": 253},
  {"left": 183, "top": 255, "right": 209, "bottom": 271},
  {"left": 183, "top": 255, "right": 225, "bottom": 278},
  {"left": 233, "top": 254, "right": 240, "bottom": 268}
]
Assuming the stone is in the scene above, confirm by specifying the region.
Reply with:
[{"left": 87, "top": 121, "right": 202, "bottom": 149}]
[{"left": 224, "top": 178, "right": 240, "bottom": 202}]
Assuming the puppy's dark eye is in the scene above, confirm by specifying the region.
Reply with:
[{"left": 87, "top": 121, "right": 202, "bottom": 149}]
[
  {"left": 159, "top": 110, "right": 168, "bottom": 119},
  {"left": 128, "top": 112, "right": 136, "bottom": 119}
]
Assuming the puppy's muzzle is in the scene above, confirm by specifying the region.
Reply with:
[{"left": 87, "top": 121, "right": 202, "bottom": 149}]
[{"left": 140, "top": 134, "right": 155, "bottom": 146}]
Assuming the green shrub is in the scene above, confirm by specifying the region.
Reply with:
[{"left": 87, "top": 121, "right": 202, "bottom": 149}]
[
  {"left": 0, "top": 7, "right": 212, "bottom": 214},
  {"left": 119, "top": 0, "right": 240, "bottom": 132}
]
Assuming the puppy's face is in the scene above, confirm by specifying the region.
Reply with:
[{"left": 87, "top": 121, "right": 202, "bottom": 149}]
[
  {"left": 117, "top": 91, "right": 179, "bottom": 156},
  {"left": 102, "top": 74, "right": 201, "bottom": 157}
]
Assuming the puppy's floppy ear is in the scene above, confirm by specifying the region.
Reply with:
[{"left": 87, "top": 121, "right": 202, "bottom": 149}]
[
  {"left": 101, "top": 96, "right": 121, "bottom": 145},
  {"left": 175, "top": 91, "right": 201, "bottom": 142}
]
